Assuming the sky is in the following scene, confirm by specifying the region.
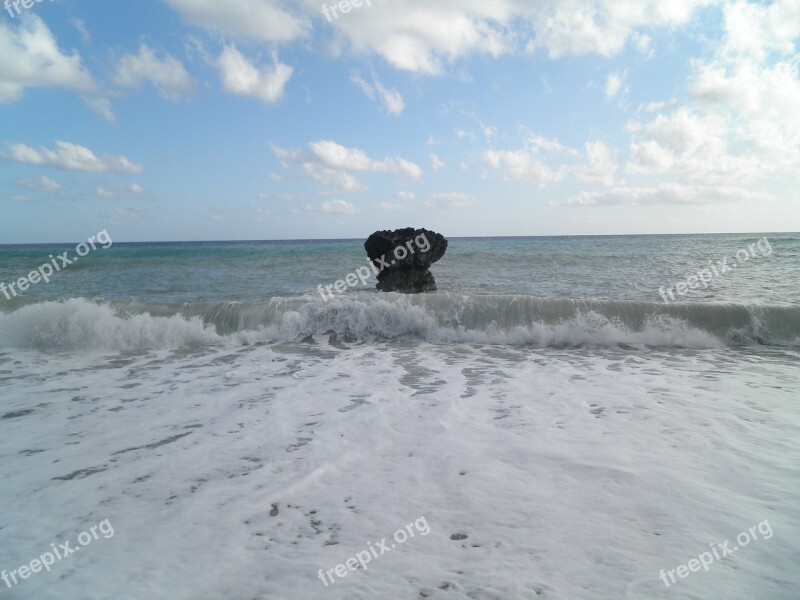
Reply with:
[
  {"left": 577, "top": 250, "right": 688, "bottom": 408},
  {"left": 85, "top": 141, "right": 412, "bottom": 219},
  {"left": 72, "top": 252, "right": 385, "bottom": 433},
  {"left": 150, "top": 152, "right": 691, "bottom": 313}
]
[{"left": 0, "top": 0, "right": 798, "bottom": 243}]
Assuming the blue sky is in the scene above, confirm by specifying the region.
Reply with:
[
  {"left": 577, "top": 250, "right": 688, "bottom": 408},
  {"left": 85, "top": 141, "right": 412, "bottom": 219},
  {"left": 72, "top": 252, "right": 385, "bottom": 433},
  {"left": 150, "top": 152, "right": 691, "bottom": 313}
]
[{"left": 1, "top": 0, "right": 798, "bottom": 242}]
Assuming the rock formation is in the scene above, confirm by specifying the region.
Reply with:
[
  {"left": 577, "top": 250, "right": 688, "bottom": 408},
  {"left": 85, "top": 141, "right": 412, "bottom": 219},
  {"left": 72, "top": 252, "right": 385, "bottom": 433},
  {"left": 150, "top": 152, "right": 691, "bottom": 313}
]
[{"left": 364, "top": 227, "right": 447, "bottom": 293}]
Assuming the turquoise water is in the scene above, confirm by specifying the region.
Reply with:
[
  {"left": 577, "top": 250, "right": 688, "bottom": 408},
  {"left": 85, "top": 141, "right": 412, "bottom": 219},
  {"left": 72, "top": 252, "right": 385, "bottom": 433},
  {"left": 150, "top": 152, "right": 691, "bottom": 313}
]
[
  {"left": 0, "top": 233, "right": 797, "bottom": 348},
  {"left": 0, "top": 233, "right": 797, "bottom": 303}
]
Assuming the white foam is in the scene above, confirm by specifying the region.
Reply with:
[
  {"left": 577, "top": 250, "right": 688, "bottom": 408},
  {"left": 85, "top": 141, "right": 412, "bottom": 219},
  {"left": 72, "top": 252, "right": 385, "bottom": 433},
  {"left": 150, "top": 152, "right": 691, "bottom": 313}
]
[
  {"left": 1, "top": 341, "right": 797, "bottom": 599},
  {"left": 0, "top": 297, "right": 730, "bottom": 352},
  {"left": 0, "top": 298, "right": 219, "bottom": 351}
]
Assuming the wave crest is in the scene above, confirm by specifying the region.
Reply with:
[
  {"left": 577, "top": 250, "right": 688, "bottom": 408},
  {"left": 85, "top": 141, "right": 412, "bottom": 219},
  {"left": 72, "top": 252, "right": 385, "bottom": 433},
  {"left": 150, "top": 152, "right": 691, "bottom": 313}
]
[{"left": 1, "top": 295, "right": 798, "bottom": 351}]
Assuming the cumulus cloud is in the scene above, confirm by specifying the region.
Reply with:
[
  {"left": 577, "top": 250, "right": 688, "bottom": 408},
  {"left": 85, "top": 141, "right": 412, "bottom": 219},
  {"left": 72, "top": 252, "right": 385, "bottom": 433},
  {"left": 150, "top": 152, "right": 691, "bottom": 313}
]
[
  {"left": 351, "top": 73, "right": 405, "bottom": 115},
  {"left": 160, "top": 0, "right": 715, "bottom": 77},
  {"left": 528, "top": 0, "right": 716, "bottom": 58},
  {"left": 622, "top": 0, "right": 800, "bottom": 198},
  {"left": 429, "top": 154, "right": 445, "bottom": 171},
  {"left": 625, "top": 108, "right": 768, "bottom": 184},
  {"left": 272, "top": 144, "right": 365, "bottom": 192},
  {"left": 165, "top": 0, "right": 309, "bottom": 43},
  {"left": 324, "top": 2, "right": 511, "bottom": 75},
  {"left": 0, "top": 15, "right": 97, "bottom": 103},
  {"left": 315, "top": 0, "right": 714, "bottom": 74},
  {"left": 16, "top": 176, "right": 62, "bottom": 192},
  {"left": 721, "top": 0, "right": 800, "bottom": 60},
  {"left": 97, "top": 183, "right": 144, "bottom": 199},
  {"left": 307, "top": 140, "right": 423, "bottom": 180},
  {"left": 70, "top": 18, "right": 92, "bottom": 44},
  {"left": 690, "top": 60, "right": 800, "bottom": 174},
  {"left": 524, "top": 134, "right": 580, "bottom": 156},
  {"left": 217, "top": 46, "right": 293, "bottom": 104},
  {"left": 1, "top": 141, "right": 143, "bottom": 173},
  {"left": 481, "top": 131, "right": 580, "bottom": 187},
  {"left": 114, "top": 44, "right": 194, "bottom": 100},
  {"left": 380, "top": 202, "right": 411, "bottom": 211},
  {"left": 567, "top": 184, "right": 775, "bottom": 206},
  {"left": 83, "top": 97, "right": 116, "bottom": 124},
  {"left": 427, "top": 192, "right": 477, "bottom": 209},
  {"left": 96, "top": 187, "right": 115, "bottom": 199},
  {"left": 579, "top": 141, "right": 617, "bottom": 186},
  {"left": 310, "top": 199, "right": 360, "bottom": 214},
  {"left": 605, "top": 71, "right": 624, "bottom": 98},
  {"left": 483, "top": 149, "right": 568, "bottom": 187}
]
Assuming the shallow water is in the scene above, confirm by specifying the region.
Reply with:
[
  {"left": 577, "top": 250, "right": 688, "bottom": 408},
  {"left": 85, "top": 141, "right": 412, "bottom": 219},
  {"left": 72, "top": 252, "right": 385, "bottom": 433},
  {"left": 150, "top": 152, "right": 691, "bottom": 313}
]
[{"left": 0, "top": 234, "right": 798, "bottom": 599}]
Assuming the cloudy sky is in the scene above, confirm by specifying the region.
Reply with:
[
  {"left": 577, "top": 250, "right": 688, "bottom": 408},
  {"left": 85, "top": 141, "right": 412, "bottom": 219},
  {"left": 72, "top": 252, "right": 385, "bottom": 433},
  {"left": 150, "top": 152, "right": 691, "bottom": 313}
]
[{"left": 1, "top": 0, "right": 798, "bottom": 242}]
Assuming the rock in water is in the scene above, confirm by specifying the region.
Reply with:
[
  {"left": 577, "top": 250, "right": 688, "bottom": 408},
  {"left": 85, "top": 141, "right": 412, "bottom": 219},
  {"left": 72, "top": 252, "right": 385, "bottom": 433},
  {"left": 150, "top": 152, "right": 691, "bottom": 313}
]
[{"left": 364, "top": 227, "right": 447, "bottom": 293}]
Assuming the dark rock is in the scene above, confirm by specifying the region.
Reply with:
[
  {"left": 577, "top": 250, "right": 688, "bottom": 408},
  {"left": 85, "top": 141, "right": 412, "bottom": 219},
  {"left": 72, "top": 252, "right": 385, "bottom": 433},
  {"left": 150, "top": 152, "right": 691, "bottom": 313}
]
[
  {"left": 364, "top": 228, "right": 447, "bottom": 293},
  {"left": 376, "top": 268, "right": 436, "bottom": 293}
]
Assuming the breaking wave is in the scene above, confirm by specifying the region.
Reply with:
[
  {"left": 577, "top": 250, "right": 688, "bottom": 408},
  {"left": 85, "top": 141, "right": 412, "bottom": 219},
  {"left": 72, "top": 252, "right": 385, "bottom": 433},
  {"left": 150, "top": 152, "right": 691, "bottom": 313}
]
[{"left": 1, "top": 294, "right": 798, "bottom": 352}]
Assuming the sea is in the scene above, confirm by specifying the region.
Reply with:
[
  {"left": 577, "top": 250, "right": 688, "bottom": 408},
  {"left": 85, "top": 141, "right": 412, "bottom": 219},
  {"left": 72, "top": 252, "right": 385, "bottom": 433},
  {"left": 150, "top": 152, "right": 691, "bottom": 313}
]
[{"left": 0, "top": 233, "right": 798, "bottom": 599}]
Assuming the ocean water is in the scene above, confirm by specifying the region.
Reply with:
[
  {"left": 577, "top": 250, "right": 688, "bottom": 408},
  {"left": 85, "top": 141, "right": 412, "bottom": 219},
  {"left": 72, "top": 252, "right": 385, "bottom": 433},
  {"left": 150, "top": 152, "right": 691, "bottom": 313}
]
[{"left": 0, "top": 233, "right": 798, "bottom": 599}]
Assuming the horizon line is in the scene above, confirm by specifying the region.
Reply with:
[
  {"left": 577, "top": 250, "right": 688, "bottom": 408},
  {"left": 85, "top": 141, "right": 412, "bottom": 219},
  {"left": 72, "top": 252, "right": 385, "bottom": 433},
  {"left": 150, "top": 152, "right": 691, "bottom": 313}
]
[{"left": 0, "top": 231, "right": 796, "bottom": 246}]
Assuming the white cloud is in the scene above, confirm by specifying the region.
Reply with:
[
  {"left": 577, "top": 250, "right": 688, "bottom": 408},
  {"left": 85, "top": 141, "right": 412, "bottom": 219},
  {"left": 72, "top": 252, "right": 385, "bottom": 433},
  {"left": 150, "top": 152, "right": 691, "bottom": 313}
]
[
  {"left": 83, "top": 97, "right": 116, "bottom": 124},
  {"left": 96, "top": 187, "right": 115, "bottom": 199},
  {"left": 114, "top": 44, "right": 194, "bottom": 101},
  {"left": 605, "top": 71, "right": 624, "bottom": 98},
  {"left": 217, "top": 46, "right": 292, "bottom": 104},
  {"left": 96, "top": 184, "right": 144, "bottom": 200},
  {"left": 528, "top": 0, "right": 715, "bottom": 58},
  {"left": 429, "top": 153, "right": 445, "bottom": 171},
  {"left": 162, "top": 0, "right": 714, "bottom": 78},
  {"left": 427, "top": 192, "right": 477, "bottom": 209},
  {"left": 351, "top": 73, "right": 405, "bottom": 115},
  {"left": 622, "top": 0, "right": 800, "bottom": 196},
  {"left": 308, "top": 140, "right": 423, "bottom": 180},
  {"left": 17, "top": 176, "right": 61, "bottom": 192},
  {"left": 259, "top": 192, "right": 302, "bottom": 202},
  {"left": 721, "top": 0, "right": 800, "bottom": 60},
  {"left": 324, "top": 2, "right": 511, "bottom": 75},
  {"left": 625, "top": 107, "right": 768, "bottom": 184},
  {"left": 481, "top": 131, "right": 580, "bottom": 187},
  {"left": 272, "top": 144, "right": 366, "bottom": 191},
  {"left": 317, "top": 0, "right": 713, "bottom": 74},
  {"left": 524, "top": 133, "right": 580, "bottom": 156},
  {"left": 579, "top": 141, "right": 617, "bottom": 186},
  {"left": 104, "top": 206, "right": 153, "bottom": 223},
  {"left": 2, "top": 141, "right": 143, "bottom": 173},
  {"left": 379, "top": 202, "right": 411, "bottom": 211},
  {"left": 690, "top": 60, "right": 800, "bottom": 173},
  {"left": 318, "top": 199, "right": 360, "bottom": 214},
  {"left": 165, "top": 0, "right": 309, "bottom": 43},
  {"left": 483, "top": 149, "right": 568, "bottom": 187},
  {"left": 70, "top": 18, "right": 92, "bottom": 44},
  {"left": 567, "top": 184, "right": 775, "bottom": 206},
  {"left": 395, "top": 191, "right": 416, "bottom": 201},
  {"left": 0, "top": 15, "right": 97, "bottom": 103}
]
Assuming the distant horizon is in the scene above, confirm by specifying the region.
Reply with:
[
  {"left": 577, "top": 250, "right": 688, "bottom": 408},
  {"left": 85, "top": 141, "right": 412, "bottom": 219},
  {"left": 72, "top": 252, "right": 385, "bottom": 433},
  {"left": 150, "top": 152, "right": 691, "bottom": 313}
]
[{"left": 1, "top": 231, "right": 798, "bottom": 247}]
